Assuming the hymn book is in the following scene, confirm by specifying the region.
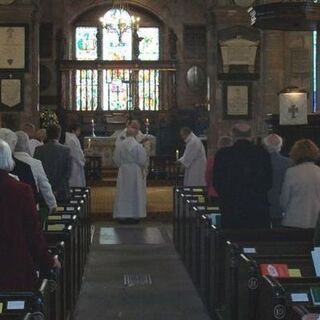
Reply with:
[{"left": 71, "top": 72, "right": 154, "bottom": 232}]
[
  {"left": 260, "top": 264, "right": 289, "bottom": 278},
  {"left": 310, "top": 288, "right": 320, "bottom": 306},
  {"left": 311, "top": 248, "right": 320, "bottom": 277}
]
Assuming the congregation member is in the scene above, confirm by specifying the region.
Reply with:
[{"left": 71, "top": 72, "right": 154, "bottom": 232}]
[
  {"left": 281, "top": 139, "right": 320, "bottom": 229},
  {"left": 178, "top": 127, "right": 207, "bottom": 187},
  {"left": 34, "top": 124, "right": 72, "bottom": 202},
  {"left": 205, "top": 136, "right": 233, "bottom": 199},
  {"left": 0, "top": 139, "right": 60, "bottom": 290},
  {"left": 263, "top": 134, "right": 292, "bottom": 227},
  {"left": 65, "top": 124, "right": 86, "bottom": 187},
  {"left": 14, "top": 131, "right": 57, "bottom": 216},
  {"left": 113, "top": 125, "right": 148, "bottom": 223},
  {"left": 0, "top": 128, "right": 37, "bottom": 197},
  {"left": 213, "top": 123, "right": 272, "bottom": 229},
  {"left": 22, "top": 123, "right": 42, "bottom": 156},
  {"left": 36, "top": 128, "right": 47, "bottom": 144}
]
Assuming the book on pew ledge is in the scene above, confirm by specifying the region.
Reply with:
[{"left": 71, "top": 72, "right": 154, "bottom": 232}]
[
  {"left": 207, "top": 213, "right": 221, "bottom": 226},
  {"left": 310, "top": 287, "right": 320, "bottom": 306},
  {"left": 288, "top": 269, "right": 302, "bottom": 277},
  {"left": 302, "top": 315, "right": 320, "bottom": 320},
  {"left": 311, "top": 248, "right": 320, "bottom": 277},
  {"left": 47, "top": 224, "right": 65, "bottom": 232},
  {"left": 260, "top": 264, "right": 289, "bottom": 277}
]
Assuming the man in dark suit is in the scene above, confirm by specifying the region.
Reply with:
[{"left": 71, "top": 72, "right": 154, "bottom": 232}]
[
  {"left": 34, "top": 124, "right": 72, "bottom": 202},
  {"left": 213, "top": 123, "right": 272, "bottom": 229}
]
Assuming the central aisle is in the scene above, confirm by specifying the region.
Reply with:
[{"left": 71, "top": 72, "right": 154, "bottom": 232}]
[{"left": 73, "top": 222, "right": 211, "bottom": 320}]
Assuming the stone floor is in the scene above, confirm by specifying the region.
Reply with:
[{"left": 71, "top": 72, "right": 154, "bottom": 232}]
[{"left": 73, "top": 222, "right": 211, "bottom": 320}]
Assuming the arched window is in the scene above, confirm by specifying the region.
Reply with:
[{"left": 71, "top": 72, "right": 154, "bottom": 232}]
[{"left": 74, "top": 8, "right": 161, "bottom": 111}]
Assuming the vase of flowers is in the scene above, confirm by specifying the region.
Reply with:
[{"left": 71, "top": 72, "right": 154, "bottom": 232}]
[{"left": 40, "top": 109, "right": 59, "bottom": 129}]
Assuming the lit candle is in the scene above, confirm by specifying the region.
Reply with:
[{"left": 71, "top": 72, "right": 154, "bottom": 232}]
[
  {"left": 91, "top": 119, "right": 94, "bottom": 125},
  {"left": 176, "top": 149, "right": 180, "bottom": 160},
  {"left": 146, "top": 118, "right": 149, "bottom": 125},
  {"left": 88, "top": 138, "right": 91, "bottom": 149}
]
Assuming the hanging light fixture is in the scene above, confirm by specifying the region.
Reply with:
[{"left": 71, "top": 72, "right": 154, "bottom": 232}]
[{"left": 99, "top": 0, "right": 140, "bottom": 44}]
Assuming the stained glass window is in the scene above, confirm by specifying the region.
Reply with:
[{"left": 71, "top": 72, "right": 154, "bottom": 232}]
[
  {"left": 313, "top": 31, "right": 317, "bottom": 112},
  {"left": 103, "top": 69, "right": 133, "bottom": 110},
  {"left": 139, "top": 70, "right": 160, "bottom": 110},
  {"left": 75, "top": 9, "right": 161, "bottom": 111},
  {"left": 76, "top": 70, "right": 98, "bottom": 111},
  {"left": 102, "top": 9, "right": 132, "bottom": 60},
  {"left": 75, "top": 27, "right": 98, "bottom": 60},
  {"left": 138, "top": 28, "right": 160, "bottom": 61}
]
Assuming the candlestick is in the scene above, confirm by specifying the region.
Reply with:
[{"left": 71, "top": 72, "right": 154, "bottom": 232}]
[
  {"left": 91, "top": 119, "right": 96, "bottom": 137},
  {"left": 176, "top": 149, "right": 180, "bottom": 161},
  {"left": 145, "top": 118, "right": 150, "bottom": 135}
]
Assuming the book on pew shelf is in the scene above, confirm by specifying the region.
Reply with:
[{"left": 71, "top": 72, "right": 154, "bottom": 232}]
[
  {"left": 291, "top": 293, "right": 309, "bottom": 302},
  {"left": 302, "top": 314, "right": 320, "bottom": 320},
  {"left": 289, "top": 269, "right": 302, "bottom": 277},
  {"left": 0, "top": 302, "right": 3, "bottom": 314},
  {"left": 243, "top": 247, "right": 257, "bottom": 254},
  {"left": 47, "top": 224, "right": 65, "bottom": 232},
  {"left": 207, "top": 206, "right": 219, "bottom": 211},
  {"left": 310, "top": 287, "right": 320, "bottom": 306},
  {"left": 48, "top": 215, "right": 62, "bottom": 221},
  {"left": 207, "top": 213, "right": 221, "bottom": 226},
  {"left": 260, "top": 264, "right": 289, "bottom": 277},
  {"left": 311, "top": 248, "right": 320, "bottom": 277}
]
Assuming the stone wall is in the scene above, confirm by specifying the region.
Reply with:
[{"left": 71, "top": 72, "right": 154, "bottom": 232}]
[{"left": 0, "top": 0, "right": 314, "bottom": 149}]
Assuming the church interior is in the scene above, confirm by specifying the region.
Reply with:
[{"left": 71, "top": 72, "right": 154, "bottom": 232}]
[{"left": 1, "top": 0, "right": 320, "bottom": 319}]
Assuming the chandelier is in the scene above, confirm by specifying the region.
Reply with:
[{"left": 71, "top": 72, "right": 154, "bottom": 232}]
[{"left": 99, "top": 0, "right": 140, "bottom": 44}]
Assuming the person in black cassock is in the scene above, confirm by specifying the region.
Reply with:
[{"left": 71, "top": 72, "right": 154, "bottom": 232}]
[{"left": 213, "top": 123, "right": 272, "bottom": 229}]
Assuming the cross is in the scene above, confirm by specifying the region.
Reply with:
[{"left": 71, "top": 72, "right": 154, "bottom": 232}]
[{"left": 288, "top": 104, "right": 298, "bottom": 119}]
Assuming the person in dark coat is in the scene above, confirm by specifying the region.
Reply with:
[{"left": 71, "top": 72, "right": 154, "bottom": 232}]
[
  {"left": 0, "top": 139, "right": 60, "bottom": 291},
  {"left": 263, "top": 134, "right": 292, "bottom": 227},
  {"left": 213, "top": 123, "right": 272, "bottom": 229},
  {"left": 34, "top": 124, "right": 72, "bottom": 202},
  {"left": 0, "top": 128, "right": 38, "bottom": 200}
]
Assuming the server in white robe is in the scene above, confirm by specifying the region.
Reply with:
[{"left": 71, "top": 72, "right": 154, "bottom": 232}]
[
  {"left": 113, "top": 126, "right": 148, "bottom": 220},
  {"left": 115, "top": 120, "right": 146, "bottom": 146},
  {"left": 178, "top": 127, "right": 207, "bottom": 186},
  {"left": 65, "top": 125, "right": 86, "bottom": 187}
]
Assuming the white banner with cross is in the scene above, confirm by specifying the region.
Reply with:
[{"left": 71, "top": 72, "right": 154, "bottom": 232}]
[{"left": 279, "top": 92, "right": 308, "bottom": 125}]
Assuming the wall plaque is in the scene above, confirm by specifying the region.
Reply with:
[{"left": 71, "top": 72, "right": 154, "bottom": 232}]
[
  {"left": 0, "top": 25, "right": 28, "bottom": 71},
  {"left": 291, "top": 48, "right": 309, "bottom": 74},
  {"left": 0, "top": 73, "right": 24, "bottom": 111}
]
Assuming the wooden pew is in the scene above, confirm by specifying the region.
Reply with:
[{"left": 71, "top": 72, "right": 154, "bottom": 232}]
[
  {"left": 0, "top": 279, "right": 50, "bottom": 320},
  {"left": 259, "top": 277, "right": 320, "bottom": 320},
  {"left": 205, "top": 225, "right": 314, "bottom": 318},
  {"left": 236, "top": 253, "right": 316, "bottom": 320}
]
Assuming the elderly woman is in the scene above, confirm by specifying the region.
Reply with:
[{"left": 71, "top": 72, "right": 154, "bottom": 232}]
[
  {"left": 205, "top": 136, "right": 233, "bottom": 199},
  {"left": 281, "top": 139, "right": 320, "bottom": 229},
  {"left": 0, "top": 139, "right": 60, "bottom": 290},
  {"left": 263, "top": 134, "right": 292, "bottom": 227},
  {"left": 14, "top": 131, "right": 57, "bottom": 217}
]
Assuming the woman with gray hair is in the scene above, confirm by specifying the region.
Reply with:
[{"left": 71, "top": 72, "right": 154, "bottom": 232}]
[
  {"left": 263, "top": 134, "right": 292, "bottom": 227},
  {"left": 205, "top": 135, "right": 233, "bottom": 199},
  {"left": 0, "top": 138, "right": 60, "bottom": 290},
  {"left": 14, "top": 131, "right": 57, "bottom": 218}
]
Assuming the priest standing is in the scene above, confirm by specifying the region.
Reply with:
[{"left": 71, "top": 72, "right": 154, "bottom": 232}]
[
  {"left": 65, "top": 124, "right": 86, "bottom": 187},
  {"left": 178, "top": 127, "right": 207, "bottom": 186},
  {"left": 113, "top": 125, "right": 148, "bottom": 223}
]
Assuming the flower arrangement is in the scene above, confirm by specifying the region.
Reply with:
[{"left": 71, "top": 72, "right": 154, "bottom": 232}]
[{"left": 39, "top": 109, "right": 59, "bottom": 129}]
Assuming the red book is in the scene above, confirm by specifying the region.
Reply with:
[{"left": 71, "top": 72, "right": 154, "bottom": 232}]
[{"left": 260, "top": 264, "right": 290, "bottom": 278}]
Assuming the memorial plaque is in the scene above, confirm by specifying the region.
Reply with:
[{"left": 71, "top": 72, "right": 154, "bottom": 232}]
[{"left": 291, "top": 48, "right": 310, "bottom": 74}]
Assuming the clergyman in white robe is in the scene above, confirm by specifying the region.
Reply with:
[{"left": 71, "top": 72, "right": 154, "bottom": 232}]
[
  {"left": 113, "top": 136, "right": 147, "bottom": 219},
  {"left": 65, "top": 132, "right": 86, "bottom": 187},
  {"left": 178, "top": 132, "right": 207, "bottom": 186}
]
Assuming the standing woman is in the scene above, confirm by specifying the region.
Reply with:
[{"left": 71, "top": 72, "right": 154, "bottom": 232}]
[{"left": 281, "top": 139, "right": 320, "bottom": 229}]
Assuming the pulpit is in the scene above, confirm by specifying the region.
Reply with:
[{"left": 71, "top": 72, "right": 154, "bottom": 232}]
[{"left": 84, "top": 135, "right": 157, "bottom": 168}]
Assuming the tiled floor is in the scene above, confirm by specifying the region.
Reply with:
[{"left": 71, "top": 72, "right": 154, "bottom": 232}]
[{"left": 73, "top": 222, "right": 211, "bottom": 320}]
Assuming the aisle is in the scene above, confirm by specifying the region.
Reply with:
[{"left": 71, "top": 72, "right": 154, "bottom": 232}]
[{"left": 73, "top": 222, "right": 211, "bottom": 320}]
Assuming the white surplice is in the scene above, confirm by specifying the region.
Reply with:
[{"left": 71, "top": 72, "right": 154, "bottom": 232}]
[
  {"left": 65, "top": 132, "right": 86, "bottom": 187},
  {"left": 179, "top": 132, "right": 207, "bottom": 187},
  {"left": 113, "top": 137, "right": 147, "bottom": 219},
  {"left": 115, "top": 128, "right": 145, "bottom": 146}
]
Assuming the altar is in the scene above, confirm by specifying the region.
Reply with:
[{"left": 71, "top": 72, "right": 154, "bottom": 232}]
[{"left": 84, "top": 135, "right": 157, "bottom": 168}]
